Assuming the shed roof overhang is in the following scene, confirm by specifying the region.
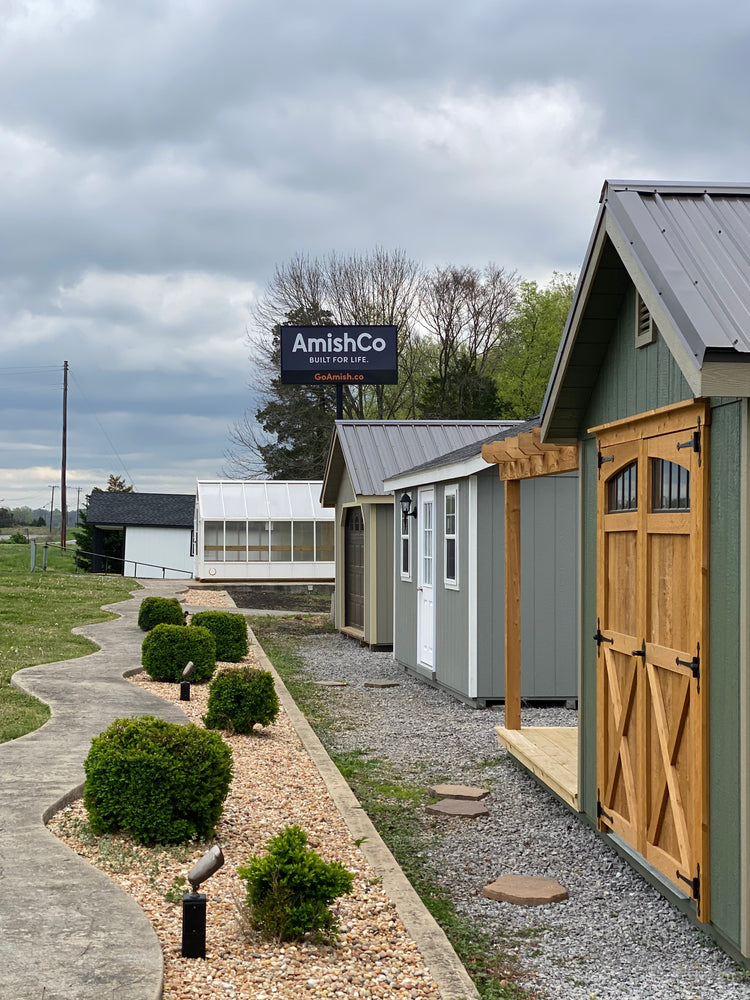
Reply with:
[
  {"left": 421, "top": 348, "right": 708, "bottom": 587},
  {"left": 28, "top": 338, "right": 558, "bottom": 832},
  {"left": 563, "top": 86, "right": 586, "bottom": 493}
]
[
  {"left": 481, "top": 426, "right": 578, "bottom": 481},
  {"left": 541, "top": 180, "right": 750, "bottom": 442}
]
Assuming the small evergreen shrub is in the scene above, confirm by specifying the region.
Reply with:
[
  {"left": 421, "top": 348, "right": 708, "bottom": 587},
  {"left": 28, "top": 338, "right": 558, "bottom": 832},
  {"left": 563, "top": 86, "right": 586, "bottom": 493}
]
[
  {"left": 190, "top": 611, "right": 249, "bottom": 661},
  {"left": 83, "top": 715, "right": 233, "bottom": 844},
  {"left": 204, "top": 666, "right": 280, "bottom": 734},
  {"left": 142, "top": 624, "right": 216, "bottom": 683},
  {"left": 9, "top": 532, "right": 29, "bottom": 544},
  {"left": 138, "top": 596, "right": 184, "bottom": 632},
  {"left": 237, "top": 825, "right": 354, "bottom": 941}
]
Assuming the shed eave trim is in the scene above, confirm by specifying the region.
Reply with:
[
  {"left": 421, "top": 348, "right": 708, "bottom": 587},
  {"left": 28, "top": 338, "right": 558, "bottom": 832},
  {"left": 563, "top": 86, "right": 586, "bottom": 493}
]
[{"left": 384, "top": 454, "right": 490, "bottom": 490}]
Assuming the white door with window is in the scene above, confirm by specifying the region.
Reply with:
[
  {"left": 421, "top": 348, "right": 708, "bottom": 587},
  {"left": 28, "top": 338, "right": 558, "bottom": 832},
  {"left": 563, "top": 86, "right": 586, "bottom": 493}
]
[{"left": 417, "top": 489, "right": 435, "bottom": 668}]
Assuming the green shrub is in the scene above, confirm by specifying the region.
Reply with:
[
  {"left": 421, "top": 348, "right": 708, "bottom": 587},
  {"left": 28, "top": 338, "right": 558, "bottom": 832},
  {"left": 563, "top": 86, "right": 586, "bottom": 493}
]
[
  {"left": 204, "top": 666, "right": 280, "bottom": 734},
  {"left": 9, "top": 532, "right": 28, "bottom": 544},
  {"left": 142, "top": 624, "right": 216, "bottom": 683},
  {"left": 190, "top": 611, "right": 249, "bottom": 661},
  {"left": 83, "top": 715, "right": 233, "bottom": 844},
  {"left": 138, "top": 596, "right": 184, "bottom": 631},
  {"left": 237, "top": 825, "right": 354, "bottom": 941}
]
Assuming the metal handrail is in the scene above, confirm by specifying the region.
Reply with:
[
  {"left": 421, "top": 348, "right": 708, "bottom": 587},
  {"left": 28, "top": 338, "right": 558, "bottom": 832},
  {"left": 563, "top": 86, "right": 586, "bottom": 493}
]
[{"left": 32, "top": 540, "right": 193, "bottom": 579}]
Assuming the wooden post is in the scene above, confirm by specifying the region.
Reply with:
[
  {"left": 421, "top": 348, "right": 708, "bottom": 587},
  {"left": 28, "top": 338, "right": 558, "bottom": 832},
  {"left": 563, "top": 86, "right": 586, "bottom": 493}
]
[{"left": 504, "top": 478, "right": 522, "bottom": 730}]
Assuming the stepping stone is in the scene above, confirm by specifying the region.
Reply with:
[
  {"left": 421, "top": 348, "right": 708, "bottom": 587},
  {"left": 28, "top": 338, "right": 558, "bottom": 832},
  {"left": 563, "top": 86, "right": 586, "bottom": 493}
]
[
  {"left": 482, "top": 874, "right": 568, "bottom": 906},
  {"left": 428, "top": 783, "right": 490, "bottom": 801},
  {"left": 364, "top": 679, "right": 400, "bottom": 688},
  {"left": 426, "top": 799, "right": 489, "bottom": 818},
  {"left": 315, "top": 680, "right": 348, "bottom": 687}
]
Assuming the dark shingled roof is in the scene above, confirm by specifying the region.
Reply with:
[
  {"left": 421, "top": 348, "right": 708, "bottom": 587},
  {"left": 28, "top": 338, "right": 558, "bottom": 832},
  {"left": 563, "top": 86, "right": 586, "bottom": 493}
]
[
  {"left": 395, "top": 417, "right": 540, "bottom": 477},
  {"left": 86, "top": 491, "right": 195, "bottom": 528}
]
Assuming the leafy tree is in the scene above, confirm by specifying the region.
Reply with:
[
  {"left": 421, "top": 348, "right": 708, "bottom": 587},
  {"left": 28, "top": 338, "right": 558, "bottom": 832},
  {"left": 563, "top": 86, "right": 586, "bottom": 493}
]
[
  {"left": 0, "top": 508, "right": 13, "bottom": 528},
  {"left": 225, "top": 250, "right": 427, "bottom": 479},
  {"left": 106, "top": 474, "right": 133, "bottom": 492},
  {"left": 496, "top": 273, "right": 576, "bottom": 419},
  {"left": 417, "top": 263, "right": 517, "bottom": 419}
]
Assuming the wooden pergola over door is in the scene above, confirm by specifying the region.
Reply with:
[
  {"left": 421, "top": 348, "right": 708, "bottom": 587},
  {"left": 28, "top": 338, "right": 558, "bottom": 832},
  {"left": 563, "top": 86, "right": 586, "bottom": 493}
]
[{"left": 592, "top": 399, "right": 710, "bottom": 921}]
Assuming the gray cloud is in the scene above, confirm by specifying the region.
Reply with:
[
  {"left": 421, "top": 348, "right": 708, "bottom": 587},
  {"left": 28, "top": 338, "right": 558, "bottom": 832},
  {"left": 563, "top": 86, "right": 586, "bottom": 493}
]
[{"left": 2, "top": 0, "right": 749, "bottom": 506}]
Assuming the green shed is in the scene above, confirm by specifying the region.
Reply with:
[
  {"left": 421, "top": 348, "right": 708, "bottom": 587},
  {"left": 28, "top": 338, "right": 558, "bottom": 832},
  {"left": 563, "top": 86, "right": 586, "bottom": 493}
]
[{"left": 492, "top": 180, "right": 750, "bottom": 965}]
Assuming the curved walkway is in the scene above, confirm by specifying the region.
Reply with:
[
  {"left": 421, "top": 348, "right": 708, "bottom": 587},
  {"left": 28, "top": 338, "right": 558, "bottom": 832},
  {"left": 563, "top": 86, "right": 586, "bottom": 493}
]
[
  {"left": 0, "top": 580, "right": 188, "bottom": 1000},
  {"left": 0, "top": 581, "right": 477, "bottom": 1000}
]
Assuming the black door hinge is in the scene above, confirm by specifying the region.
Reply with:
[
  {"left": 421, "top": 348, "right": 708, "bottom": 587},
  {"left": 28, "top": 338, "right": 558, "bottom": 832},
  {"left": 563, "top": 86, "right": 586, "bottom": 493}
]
[
  {"left": 676, "top": 643, "right": 700, "bottom": 692},
  {"left": 597, "top": 799, "right": 614, "bottom": 825},
  {"left": 594, "top": 618, "right": 614, "bottom": 654},
  {"left": 676, "top": 864, "right": 701, "bottom": 913},
  {"left": 597, "top": 446, "right": 615, "bottom": 477},
  {"left": 676, "top": 417, "right": 702, "bottom": 467},
  {"left": 631, "top": 639, "right": 646, "bottom": 659}
]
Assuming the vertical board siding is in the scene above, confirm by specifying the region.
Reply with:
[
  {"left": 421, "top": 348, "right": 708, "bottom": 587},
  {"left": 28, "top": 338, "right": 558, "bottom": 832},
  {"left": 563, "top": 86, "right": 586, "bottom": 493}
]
[
  {"left": 434, "top": 482, "right": 471, "bottom": 695},
  {"left": 393, "top": 490, "right": 418, "bottom": 670},
  {"left": 375, "top": 503, "right": 394, "bottom": 645},
  {"left": 708, "top": 399, "right": 742, "bottom": 944},
  {"left": 520, "top": 475, "right": 579, "bottom": 699},
  {"left": 579, "top": 282, "right": 744, "bottom": 946},
  {"left": 477, "top": 471, "right": 505, "bottom": 699}
]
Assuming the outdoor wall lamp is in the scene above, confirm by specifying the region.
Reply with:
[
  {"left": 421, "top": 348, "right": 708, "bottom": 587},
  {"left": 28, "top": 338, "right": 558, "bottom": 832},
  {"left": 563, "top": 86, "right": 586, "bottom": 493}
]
[
  {"left": 182, "top": 844, "right": 225, "bottom": 959},
  {"left": 399, "top": 493, "right": 418, "bottom": 518}
]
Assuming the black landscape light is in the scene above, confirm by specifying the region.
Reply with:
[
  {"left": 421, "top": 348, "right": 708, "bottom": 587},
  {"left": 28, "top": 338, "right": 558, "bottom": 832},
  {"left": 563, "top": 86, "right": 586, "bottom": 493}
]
[
  {"left": 180, "top": 660, "right": 195, "bottom": 702},
  {"left": 399, "top": 493, "right": 417, "bottom": 519},
  {"left": 182, "top": 845, "right": 225, "bottom": 959}
]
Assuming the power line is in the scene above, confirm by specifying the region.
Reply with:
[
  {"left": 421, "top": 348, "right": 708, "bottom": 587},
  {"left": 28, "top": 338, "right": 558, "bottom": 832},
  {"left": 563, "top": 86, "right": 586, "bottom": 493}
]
[{"left": 68, "top": 368, "right": 137, "bottom": 489}]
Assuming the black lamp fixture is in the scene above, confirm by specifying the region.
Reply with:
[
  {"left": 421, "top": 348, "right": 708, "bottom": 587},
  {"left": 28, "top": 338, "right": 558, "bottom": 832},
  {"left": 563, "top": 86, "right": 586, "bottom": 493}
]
[{"left": 399, "top": 492, "right": 417, "bottom": 518}]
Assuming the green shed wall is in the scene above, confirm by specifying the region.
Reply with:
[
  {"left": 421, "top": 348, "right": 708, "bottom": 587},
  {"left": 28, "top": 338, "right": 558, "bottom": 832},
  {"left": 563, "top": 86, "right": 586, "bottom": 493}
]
[{"left": 578, "top": 285, "right": 744, "bottom": 950}]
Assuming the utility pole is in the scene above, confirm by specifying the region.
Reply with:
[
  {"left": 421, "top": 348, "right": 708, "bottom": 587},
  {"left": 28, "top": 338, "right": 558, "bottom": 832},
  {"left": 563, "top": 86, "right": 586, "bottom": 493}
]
[
  {"left": 48, "top": 485, "right": 56, "bottom": 533},
  {"left": 61, "top": 361, "right": 68, "bottom": 548}
]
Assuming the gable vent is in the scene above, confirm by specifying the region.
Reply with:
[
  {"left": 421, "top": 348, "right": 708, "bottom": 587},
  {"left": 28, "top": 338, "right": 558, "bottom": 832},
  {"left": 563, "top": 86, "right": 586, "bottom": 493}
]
[{"left": 635, "top": 291, "right": 656, "bottom": 347}]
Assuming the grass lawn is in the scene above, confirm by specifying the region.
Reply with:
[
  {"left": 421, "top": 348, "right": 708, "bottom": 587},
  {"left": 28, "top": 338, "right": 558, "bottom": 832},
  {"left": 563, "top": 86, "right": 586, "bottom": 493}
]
[{"left": 0, "top": 542, "right": 139, "bottom": 743}]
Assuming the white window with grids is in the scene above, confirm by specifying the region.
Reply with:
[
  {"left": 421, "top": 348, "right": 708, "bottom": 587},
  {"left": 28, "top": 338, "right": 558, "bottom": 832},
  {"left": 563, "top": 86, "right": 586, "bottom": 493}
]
[
  {"left": 400, "top": 508, "right": 412, "bottom": 580},
  {"left": 443, "top": 485, "right": 459, "bottom": 589}
]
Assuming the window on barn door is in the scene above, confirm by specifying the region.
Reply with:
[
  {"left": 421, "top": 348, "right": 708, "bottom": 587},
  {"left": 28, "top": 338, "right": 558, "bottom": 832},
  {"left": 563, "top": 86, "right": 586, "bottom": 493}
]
[{"left": 444, "top": 485, "right": 458, "bottom": 589}]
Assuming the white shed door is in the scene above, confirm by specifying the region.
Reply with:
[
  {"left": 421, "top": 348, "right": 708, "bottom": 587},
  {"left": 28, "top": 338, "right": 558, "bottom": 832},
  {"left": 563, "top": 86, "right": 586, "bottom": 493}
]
[{"left": 418, "top": 489, "right": 435, "bottom": 668}]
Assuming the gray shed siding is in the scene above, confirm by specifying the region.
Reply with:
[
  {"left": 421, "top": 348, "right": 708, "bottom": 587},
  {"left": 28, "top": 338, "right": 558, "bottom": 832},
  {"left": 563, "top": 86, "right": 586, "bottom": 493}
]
[
  {"left": 434, "top": 480, "right": 472, "bottom": 698},
  {"left": 520, "top": 473, "right": 579, "bottom": 699},
  {"left": 579, "top": 281, "right": 745, "bottom": 949},
  {"left": 394, "top": 468, "right": 578, "bottom": 703},
  {"left": 374, "top": 503, "right": 395, "bottom": 646}
]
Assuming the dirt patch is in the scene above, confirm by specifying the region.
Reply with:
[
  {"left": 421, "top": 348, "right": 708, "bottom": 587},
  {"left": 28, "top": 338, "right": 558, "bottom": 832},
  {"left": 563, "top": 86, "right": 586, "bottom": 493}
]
[{"left": 226, "top": 586, "right": 333, "bottom": 612}]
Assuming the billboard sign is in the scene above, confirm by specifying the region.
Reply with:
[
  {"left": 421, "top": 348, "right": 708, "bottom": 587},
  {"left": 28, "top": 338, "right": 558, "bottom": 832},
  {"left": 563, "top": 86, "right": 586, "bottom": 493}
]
[{"left": 280, "top": 325, "right": 398, "bottom": 385}]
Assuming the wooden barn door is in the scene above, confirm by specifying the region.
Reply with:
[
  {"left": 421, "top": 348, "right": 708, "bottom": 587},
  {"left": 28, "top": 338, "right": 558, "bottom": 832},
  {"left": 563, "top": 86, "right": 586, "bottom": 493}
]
[
  {"left": 594, "top": 401, "right": 709, "bottom": 920},
  {"left": 344, "top": 507, "right": 365, "bottom": 630}
]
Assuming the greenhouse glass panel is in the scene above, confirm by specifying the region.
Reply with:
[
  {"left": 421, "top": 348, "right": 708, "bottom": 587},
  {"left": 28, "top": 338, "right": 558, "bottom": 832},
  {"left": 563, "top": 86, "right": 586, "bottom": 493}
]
[
  {"left": 225, "top": 521, "right": 247, "bottom": 561},
  {"left": 316, "top": 521, "right": 334, "bottom": 562},
  {"left": 247, "top": 521, "right": 269, "bottom": 561},
  {"left": 271, "top": 521, "right": 292, "bottom": 561},
  {"left": 242, "top": 483, "right": 267, "bottom": 516},
  {"left": 204, "top": 521, "right": 224, "bottom": 561},
  {"left": 293, "top": 521, "right": 315, "bottom": 561},
  {"left": 222, "top": 484, "right": 247, "bottom": 519},
  {"left": 200, "top": 484, "right": 223, "bottom": 519},
  {"left": 267, "top": 484, "right": 293, "bottom": 519}
]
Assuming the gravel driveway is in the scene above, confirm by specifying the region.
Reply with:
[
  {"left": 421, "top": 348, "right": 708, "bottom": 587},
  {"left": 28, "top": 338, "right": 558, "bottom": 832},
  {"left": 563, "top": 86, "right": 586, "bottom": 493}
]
[{"left": 295, "top": 631, "right": 749, "bottom": 1000}]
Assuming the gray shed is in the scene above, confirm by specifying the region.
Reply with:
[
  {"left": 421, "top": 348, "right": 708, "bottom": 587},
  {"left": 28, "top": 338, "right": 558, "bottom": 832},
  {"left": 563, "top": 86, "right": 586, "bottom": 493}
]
[
  {"left": 321, "top": 420, "right": 516, "bottom": 648},
  {"left": 385, "top": 421, "right": 579, "bottom": 705}
]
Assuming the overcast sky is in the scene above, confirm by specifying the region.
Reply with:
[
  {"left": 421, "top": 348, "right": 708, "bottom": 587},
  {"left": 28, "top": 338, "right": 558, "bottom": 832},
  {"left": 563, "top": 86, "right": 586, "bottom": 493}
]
[{"left": 3, "top": 0, "right": 750, "bottom": 510}]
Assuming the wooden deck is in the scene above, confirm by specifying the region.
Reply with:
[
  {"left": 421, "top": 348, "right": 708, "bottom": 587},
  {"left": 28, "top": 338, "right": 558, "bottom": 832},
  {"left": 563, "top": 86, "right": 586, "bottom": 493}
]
[{"left": 495, "top": 726, "right": 579, "bottom": 811}]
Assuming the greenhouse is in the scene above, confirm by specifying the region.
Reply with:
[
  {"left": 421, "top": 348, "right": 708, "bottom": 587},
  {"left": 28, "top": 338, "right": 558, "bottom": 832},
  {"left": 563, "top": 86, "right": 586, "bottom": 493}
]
[{"left": 194, "top": 481, "right": 335, "bottom": 582}]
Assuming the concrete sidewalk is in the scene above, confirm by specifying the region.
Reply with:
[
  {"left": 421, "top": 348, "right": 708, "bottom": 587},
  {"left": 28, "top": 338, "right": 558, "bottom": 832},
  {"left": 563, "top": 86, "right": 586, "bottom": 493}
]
[
  {"left": 0, "top": 581, "right": 477, "bottom": 1000},
  {"left": 0, "top": 580, "right": 188, "bottom": 1000}
]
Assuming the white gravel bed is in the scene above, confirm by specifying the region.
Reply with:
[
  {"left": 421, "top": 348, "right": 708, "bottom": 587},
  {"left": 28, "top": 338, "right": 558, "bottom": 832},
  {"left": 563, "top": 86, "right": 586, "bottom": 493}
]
[
  {"left": 48, "top": 650, "right": 440, "bottom": 1000},
  {"left": 296, "top": 632, "right": 750, "bottom": 1000}
]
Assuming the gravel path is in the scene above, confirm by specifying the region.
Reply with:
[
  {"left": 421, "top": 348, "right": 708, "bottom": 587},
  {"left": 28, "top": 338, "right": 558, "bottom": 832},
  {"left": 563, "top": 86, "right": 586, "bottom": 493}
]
[{"left": 296, "top": 631, "right": 750, "bottom": 1000}]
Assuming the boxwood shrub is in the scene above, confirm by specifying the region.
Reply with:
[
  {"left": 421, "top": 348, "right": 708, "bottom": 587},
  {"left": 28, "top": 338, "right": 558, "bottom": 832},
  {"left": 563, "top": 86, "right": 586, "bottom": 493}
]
[
  {"left": 142, "top": 623, "right": 216, "bottom": 683},
  {"left": 83, "top": 715, "right": 233, "bottom": 844},
  {"left": 138, "top": 596, "right": 184, "bottom": 632},
  {"left": 204, "top": 666, "right": 279, "bottom": 734},
  {"left": 190, "top": 611, "right": 249, "bottom": 662},
  {"left": 237, "top": 825, "right": 353, "bottom": 941}
]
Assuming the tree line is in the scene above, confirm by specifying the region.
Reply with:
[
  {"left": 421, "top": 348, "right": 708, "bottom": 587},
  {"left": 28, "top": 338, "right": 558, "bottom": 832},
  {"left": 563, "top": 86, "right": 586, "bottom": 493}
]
[{"left": 225, "top": 250, "right": 576, "bottom": 481}]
